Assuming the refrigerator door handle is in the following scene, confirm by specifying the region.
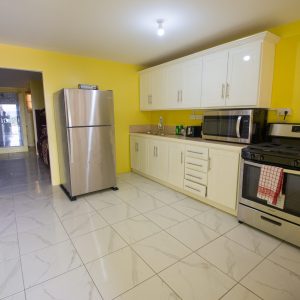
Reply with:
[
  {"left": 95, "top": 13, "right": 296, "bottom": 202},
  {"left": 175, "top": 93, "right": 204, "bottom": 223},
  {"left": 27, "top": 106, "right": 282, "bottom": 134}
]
[{"left": 67, "top": 131, "right": 74, "bottom": 163}]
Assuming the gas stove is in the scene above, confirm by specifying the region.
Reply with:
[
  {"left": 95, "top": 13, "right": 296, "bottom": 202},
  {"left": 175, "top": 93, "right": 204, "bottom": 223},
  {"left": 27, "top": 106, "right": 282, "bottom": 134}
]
[{"left": 242, "top": 124, "right": 300, "bottom": 169}]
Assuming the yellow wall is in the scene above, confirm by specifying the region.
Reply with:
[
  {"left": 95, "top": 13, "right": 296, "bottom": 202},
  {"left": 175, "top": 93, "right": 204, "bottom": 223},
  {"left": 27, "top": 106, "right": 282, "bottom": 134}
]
[
  {"left": 0, "top": 44, "right": 150, "bottom": 185},
  {"left": 150, "top": 19, "right": 300, "bottom": 126}
]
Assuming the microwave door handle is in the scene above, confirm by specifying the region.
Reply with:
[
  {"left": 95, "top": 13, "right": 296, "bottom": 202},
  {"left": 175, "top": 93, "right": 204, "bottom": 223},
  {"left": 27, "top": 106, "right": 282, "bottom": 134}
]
[{"left": 236, "top": 116, "right": 242, "bottom": 138}]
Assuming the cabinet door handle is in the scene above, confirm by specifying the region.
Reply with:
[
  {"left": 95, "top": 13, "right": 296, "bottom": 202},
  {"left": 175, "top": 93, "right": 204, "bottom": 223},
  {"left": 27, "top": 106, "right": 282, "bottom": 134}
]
[
  {"left": 181, "top": 151, "right": 183, "bottom": 164},
  {"left": 177, "top": 91, "right": 180, "bottom": 102},
  {"left": 156, "top": 146, "right": 158, "bottom": 157},
  {"left": 226, "top": 83, "right": 230, "bottom": 98},
  {"left": 221, "top": 84, "right": 225, "bottom": 99},
  {"left": 136, "top": 143, "right": 139, "bottom": 152},
  {"left": 180, "top": 90, "right": 183, "bottom": 102},
  {"left": 153, "top": 146, "right": 155, "bottom": 157}
]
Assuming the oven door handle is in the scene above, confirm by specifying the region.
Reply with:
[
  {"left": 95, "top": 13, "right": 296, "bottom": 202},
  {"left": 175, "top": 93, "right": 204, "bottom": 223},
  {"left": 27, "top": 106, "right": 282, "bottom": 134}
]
[
  {"left": 236, "top": 116, "right": 242, "bottom": 138},
  {"left": 244, "top": 160, "right": 300, "bottom": 175}
]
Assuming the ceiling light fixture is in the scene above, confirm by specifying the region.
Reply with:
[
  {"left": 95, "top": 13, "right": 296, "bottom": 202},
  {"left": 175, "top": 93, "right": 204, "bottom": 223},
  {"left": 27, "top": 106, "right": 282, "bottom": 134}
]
[{"left": 157, "top": 19, "right": 165, "bottom": 36}]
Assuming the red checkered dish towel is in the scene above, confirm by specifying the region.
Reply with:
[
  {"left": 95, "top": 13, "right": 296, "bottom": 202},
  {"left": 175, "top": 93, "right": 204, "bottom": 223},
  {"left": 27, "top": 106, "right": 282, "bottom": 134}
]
[{"left": 257, "top": 165, "right": 284, "bottom": 205}]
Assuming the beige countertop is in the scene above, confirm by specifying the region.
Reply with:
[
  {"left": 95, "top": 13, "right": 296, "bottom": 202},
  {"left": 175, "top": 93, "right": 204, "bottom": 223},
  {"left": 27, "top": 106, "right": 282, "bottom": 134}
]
[{"left": 130, "top": 132, "right": 246, "bottom": 151}]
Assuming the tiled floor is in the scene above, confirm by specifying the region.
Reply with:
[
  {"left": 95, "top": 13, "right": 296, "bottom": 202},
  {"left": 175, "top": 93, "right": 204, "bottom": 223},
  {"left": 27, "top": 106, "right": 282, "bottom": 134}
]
[{"left": 1, "top": 153, "right": 300, "bottom": 299}]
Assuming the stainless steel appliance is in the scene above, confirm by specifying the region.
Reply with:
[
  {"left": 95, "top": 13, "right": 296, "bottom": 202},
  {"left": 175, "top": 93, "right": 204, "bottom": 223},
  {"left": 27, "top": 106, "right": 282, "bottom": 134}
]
[
  {"left": 238, "top": 123, "right": 300, "bottom": 246},
  {"left": 54, "top": 88, "right": 117, "bottom": 200},
  {"left": 186, "top": 126, "right": 202, "bottom": 137},
  {"left": 202, "top": 109, "right": 267, "bottom": 144}
]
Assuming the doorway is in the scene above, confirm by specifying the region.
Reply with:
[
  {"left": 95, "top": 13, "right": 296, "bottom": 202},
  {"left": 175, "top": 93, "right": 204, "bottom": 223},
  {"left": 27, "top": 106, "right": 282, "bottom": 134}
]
[
  {"left": 0, "top": 92, "right": 23, "bottom": 147},
  {"left": 0, "top": 67, "right": 51, "bottom": 185}
]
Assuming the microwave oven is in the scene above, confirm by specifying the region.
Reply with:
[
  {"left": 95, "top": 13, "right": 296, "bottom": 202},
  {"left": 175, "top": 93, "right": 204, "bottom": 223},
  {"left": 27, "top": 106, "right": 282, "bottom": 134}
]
[{"left": 202, "top": 109, "right": 267, "bottom": 144}]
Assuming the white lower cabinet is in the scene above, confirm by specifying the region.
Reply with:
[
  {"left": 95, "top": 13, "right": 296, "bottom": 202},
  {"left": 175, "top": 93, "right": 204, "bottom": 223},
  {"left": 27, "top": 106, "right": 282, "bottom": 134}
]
[
  {"left": 130, "top": 136, "right": 148, "bottom": 173},
  {"left": 130, "top": 134, "right": 241, "bottom": 214},
  {"left": 207, "top": 148, "right": 240, "bottom": 210},
  {"left": 148, "top": 139, "right": 169, "bottom": 181},
  {"left": 167, "top": 142, "right": 185, "bottom": 188}
]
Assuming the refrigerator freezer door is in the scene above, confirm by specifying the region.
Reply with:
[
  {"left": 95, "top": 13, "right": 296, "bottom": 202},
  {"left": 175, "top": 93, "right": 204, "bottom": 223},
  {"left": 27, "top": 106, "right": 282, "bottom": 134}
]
[
  {"left": 64, "top": 89, "right": 114, "bottom": 127},
  {"left": 67, "top": 126, "right": 117, "bottom": 196}
]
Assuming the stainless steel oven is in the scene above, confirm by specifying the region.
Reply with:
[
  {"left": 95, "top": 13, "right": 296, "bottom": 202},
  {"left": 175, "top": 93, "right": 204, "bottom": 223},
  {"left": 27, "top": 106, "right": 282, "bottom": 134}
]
[
  {"left": 202, "top": 109, "right": 267, "bottom": 144},
  {"left": 238, "top": 123, "right": 300, "bottom": 247}
]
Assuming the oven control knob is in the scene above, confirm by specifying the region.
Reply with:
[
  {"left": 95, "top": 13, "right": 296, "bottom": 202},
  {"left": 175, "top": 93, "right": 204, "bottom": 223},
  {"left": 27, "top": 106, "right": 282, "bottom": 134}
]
[
  {"left": 260, "top": 155, "right": 264, "bottom": 161},
  {"left": 294, "top": 160, "right": 300, "bottom": 167},
  {"left": 250, "top": 153, "right": 255, "bottom": 160}
]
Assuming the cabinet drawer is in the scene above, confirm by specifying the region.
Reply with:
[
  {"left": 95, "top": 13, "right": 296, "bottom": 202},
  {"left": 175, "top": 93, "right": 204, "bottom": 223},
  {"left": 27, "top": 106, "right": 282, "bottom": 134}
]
[
  {"left": 185, "top": 157, "right": 208, "bottom": 173},
  {"left": 185, "top": 169, "right": 207, "bottom": 185},
  {"left": 184, "top": 179, "right": 207, "bottom": 198},
  {"left": 186, "top": 145, "right": 208, "bottom": 160}
]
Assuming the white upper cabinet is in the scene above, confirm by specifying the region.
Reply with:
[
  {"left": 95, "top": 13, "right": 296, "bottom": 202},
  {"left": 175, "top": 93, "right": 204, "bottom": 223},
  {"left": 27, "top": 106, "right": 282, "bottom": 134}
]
[
  {"left": 201, "top": 51, "right": 228, "bottom": 107},
  {"left": 226, "top": 41, "right": 261, "bottom": 106},
  {"left": 140, "top": 32, "right": 279, "bottom": 111},
  {"left": 140, "top": 68, "right": 166, "bottom": 110},
  {"left": 165, "top": 57, "right": 203, "bottom": 109}
]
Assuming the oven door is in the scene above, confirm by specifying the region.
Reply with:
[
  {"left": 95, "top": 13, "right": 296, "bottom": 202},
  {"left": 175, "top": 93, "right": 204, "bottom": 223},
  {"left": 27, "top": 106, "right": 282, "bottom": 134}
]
[
  {"left": 240, "top": 160, "right": 300, "bottom": 225},
  {"left": 202, "top": 110, "right": 253, "bottom": 143}
]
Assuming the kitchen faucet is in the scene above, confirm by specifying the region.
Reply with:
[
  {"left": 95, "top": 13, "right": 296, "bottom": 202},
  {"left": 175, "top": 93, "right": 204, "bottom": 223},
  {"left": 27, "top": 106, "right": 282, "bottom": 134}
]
[{"left": 157, "top": 116, "right": 164, "bottom": 135}]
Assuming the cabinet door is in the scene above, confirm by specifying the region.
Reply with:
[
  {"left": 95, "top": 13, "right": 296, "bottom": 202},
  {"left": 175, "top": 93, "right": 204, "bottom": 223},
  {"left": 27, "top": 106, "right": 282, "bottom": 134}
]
[
  {"left": 130, "top": 137, "right": 140, "bottom": 170},
  {"left": 130, "top": 137, "right": 147, "bottom": 172},
  {"left": 226, "top": 41, "right": 261, "bottom": 107},
  {"left": 165, "top": 63, "right": 183, "bottom": 108},
  {"left": 207, "top": 148, "right": 240, "bottom": 210},
  {"left": 168, "top": 142, "right": 185, "bottom": 188},
  {"left": 140, "top": 72, "right": 152, "bottom": 110},
  {"left": 201, "top": 51, "right": 228, "bottom": 107},
  {"left": 151, "top": 68, "right": 166, "bottom": 110},
  {"left": 148, "top": 139, "right": 169, "bottom": 180},
  {"left": 181, "top": 57, "right": 203, "bottom": 108}
]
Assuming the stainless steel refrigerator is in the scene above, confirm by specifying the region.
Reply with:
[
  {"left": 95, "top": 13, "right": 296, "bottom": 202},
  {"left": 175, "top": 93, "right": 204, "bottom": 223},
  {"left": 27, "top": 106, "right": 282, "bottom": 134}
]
[{"left": 54, "top": 88, "right": 117, "bottom": 200}]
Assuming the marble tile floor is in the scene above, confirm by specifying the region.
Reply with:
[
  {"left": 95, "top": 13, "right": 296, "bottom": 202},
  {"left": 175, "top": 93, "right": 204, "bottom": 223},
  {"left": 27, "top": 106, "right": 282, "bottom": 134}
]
[{"left": 1, "top": 154, "right": 300, "bottom": 299}]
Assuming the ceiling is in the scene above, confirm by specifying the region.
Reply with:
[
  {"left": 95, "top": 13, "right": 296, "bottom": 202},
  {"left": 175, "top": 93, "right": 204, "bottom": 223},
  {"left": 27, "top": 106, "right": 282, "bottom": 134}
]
[
  {"left": 0, "top": 0, "right": 299, "bottom": 66},
  {"left": 0, "top": 68, "right": 42, "bottom": 89}
]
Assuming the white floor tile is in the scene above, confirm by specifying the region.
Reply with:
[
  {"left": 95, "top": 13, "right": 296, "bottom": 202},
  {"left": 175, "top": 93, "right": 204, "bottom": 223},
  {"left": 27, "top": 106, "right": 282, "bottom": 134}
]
[
  {"left": 132, "top": 231, "right": 191, "bottom": 272},
  {"left": 0, "top": 215, "right": 17, "bottom": 238},
  {"left": 221, "top": 284, "right": 261, "bottom": 300},
  {"left": 134, "top": 181, "right": 168, "bottom": 194},
  {"left": 2, "top": 291, "right": 26, "bottom": 300},
  {"left": 62, "top": 212, "right": 107, "bottom": 238},
  {"left": 268, "top": 242, "right": 300, "bottom": 276},
  {"left": 14, "top": 197, "right": 53, "bottom": 216},
  {"left": 241, "top": 259, "right": 300, "bottom": 300},
  {"left": 112, "top": 215, "right": 161, "bottom": 244},
  {"left": 225, "top": 224, "right": 281, "bottom": 257},
  {"left": 18, "top": 222, "right": 69, "bottom": 254},
  {"left": 117, "top": 189, "right": 165, "bottom": 213},
  {"left": 0, "top": 199, "right": 14, "bottom": 219},
  {"left": 0, "top": 233, "right": 19, "bottom": 263},
  {"left": 25, "top": 266, "right": 102, "bottom": 300},
  {"left": 152, "top": 189, "right": 187, "bottom": 205},
  {"left": 85, "top": 191, "right": 123, "bottom": 211},
  {"left": 160, "top": 253, "right": 235, "bottom": 300},
  {"left": 197, "top": 236, "right": 263, "bottom": 281},
  {"left": 16, "top": 207, "right": 60, "bottom": 232},
  {"left": 86, "top": 247, "right": 154, "bottom": 300},
  {"left": 167, "top": 218, "right": 219, "bottom": 250},
  {"left": 172, "top": 197, "right": 212, "bottom": 217},
  {"left": 194, "top": 209, "right": 239, "bottom": 234},
  {"left": 21, "top": 240, "right": 82, "bottom": 288},
  {"left": 53, "top": 198, "right": 95, "bottom": 220},
  {"left": 144, "top": 206, "right": 188, "bottom": 229},
  {"left": 0, "top": 258, "right": 24, "bottom": 299},
  {"left": 115, "top": 276, "right": 180, "bottom": 300},
  {"left": 98, "top": 203, "right": 140, "bottom": 224},
  {"left": 73, "top": 226, "right": 127, "bottom": 263}
]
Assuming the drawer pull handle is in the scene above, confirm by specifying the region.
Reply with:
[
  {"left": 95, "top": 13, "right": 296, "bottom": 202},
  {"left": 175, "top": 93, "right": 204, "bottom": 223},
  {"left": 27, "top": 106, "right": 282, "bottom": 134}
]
[
  {"left": 186, "top": 162, "right": 203, "bottom": 167},
  {"left": 187, "top": 150, "right": 204, "bottom": 155},
  {"left": 186, "top": 185, "right": 201, "bottom": 193},
  {"left": 186, "top": 173, "right": 202, "bottom": 180},
  {"left": 260, "top": 216, "right": 282, "bottom": 226}
]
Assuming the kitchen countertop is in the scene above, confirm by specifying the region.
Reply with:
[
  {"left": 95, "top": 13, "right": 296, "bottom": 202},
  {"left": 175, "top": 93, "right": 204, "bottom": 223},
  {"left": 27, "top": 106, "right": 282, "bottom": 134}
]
[{"left": 130, "top": 132, "right": 246, "bottom": 151}]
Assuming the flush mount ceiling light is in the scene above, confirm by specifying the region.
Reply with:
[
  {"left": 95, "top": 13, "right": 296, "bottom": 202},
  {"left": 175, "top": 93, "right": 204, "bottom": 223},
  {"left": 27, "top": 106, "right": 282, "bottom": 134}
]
[{"left": 157, "top": 19, "right": 165, "bottom": 36}]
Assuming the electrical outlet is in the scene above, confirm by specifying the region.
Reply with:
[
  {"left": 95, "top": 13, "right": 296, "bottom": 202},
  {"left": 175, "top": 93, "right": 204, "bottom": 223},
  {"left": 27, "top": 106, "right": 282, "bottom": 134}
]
[
  {"left": 277, "top": 108, "right": 292, "bottom": 116},
  {"left": 190, "top": 114, "right": 203, "bottom": 120}
]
